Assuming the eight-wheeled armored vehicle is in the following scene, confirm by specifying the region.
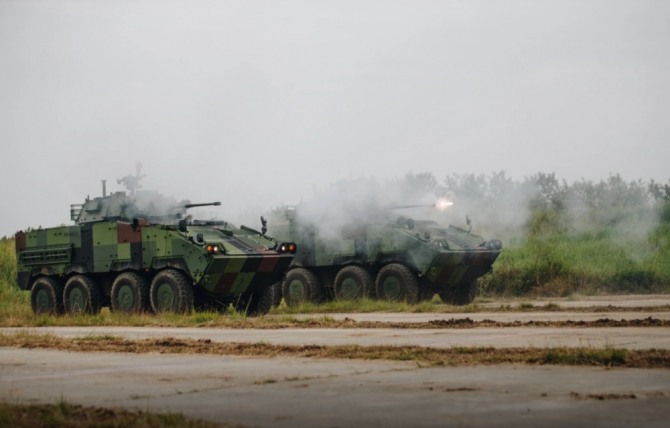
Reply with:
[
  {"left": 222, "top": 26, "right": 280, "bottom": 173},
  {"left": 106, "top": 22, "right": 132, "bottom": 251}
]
[
  {"left": 15, "top": 172, "right": 296, "bottom": 316},
  {"left": 270, "top": 202, "right": 501, "bottom": 306}
]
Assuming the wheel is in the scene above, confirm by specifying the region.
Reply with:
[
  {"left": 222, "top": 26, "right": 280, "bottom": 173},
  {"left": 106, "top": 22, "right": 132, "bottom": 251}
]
[
  {"left": 30, "top": 277, "right": 64, "bottom": 315},
  {"left": 194, "top": 292, "right": 227, "bottom": 312},
  {"left": 333, "top": 266, "right": 373, "bottom": 300},
  {"left": 446, "top": 281, "right": 479, "bottom": 306},
  {"left": 111, "top": 272, "right": 149, "bottom": 314},
  {"left": 240, "top": 282, "right": 282, "bottom": 316},
  {"left": 63, "top": 275, "right": 102, "bottom": 315},
  {"left": 419, "top": 287, "right": 436, "bottom": 302},
  {"left": 437, "top": 289, "right": 454, "bottom": 304},
  {"left": 454, "top": 281, "right": 479, "bottom": 305},
  {"left": 375, "top": 263, "right": 419, "bottom": 304},
  {"left": 282, "top": 268, "right": 322, "bottom": 306},
  {"left": 149, "top": 270, "right": 194, "bottom": 314},
  {"left": 418, "top": 278, "right": 438, "bottom": 302}
]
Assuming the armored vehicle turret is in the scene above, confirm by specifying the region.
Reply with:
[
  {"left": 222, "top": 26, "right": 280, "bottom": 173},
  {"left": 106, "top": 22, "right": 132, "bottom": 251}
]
[
  {"left": 270, "top": 200, "right": 501, "bottom": 306},
  {"left": 15, "top": 170, "right": 296, "bottom": 316}
]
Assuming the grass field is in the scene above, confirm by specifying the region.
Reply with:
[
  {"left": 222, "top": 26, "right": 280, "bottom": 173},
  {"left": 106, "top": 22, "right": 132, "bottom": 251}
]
[
  {"left": 481, "top": 230, "right": 670, "bottom": 297},
  {"left": 479, "top": 206, "right": 670, "bottom": 297},
  {"left": 2, "top": 224, "right": 670, "bottom": 324}
]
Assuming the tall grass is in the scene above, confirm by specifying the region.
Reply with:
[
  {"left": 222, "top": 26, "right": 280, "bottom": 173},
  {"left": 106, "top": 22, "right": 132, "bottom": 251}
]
[
  {"left": 481, "top": 211, "right": 670, "bottom": 297},
  {"left": 0, "top": 238, "right": 30, "bottom": 321}
]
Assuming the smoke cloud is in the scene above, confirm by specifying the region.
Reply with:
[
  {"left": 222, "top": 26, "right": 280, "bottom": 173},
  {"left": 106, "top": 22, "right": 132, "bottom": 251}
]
[{"left": 259, "top": 172, "right": 667, "bottom": 261}]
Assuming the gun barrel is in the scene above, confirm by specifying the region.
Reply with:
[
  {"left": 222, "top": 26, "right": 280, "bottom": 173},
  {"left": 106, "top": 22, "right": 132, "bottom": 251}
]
[
  {"left": 390, "top": 199, "right": 453, "bottom": 211},
  {"left": 184, "top": 202, "right": 222, "bottom": 209},
  {"left": 390, "top": 204, "right": 432, "bottom": 210}
]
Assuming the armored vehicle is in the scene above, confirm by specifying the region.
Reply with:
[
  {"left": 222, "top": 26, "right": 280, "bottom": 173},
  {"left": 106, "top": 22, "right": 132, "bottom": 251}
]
[
  {"left": 15, "top": 172, "right": 296, "bottom": 316},
  {"left": 270, "top": 202, "right": 501, "bottom": 306}
]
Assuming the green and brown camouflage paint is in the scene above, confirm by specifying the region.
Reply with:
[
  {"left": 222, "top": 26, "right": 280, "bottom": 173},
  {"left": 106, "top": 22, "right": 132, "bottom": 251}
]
[{"left": 16, "top": 222, "right": 292, "bottom": 297}]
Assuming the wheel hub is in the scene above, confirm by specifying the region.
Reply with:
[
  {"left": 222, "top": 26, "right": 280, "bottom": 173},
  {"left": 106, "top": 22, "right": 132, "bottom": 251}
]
[
  {"left": 69, "top": 288, "right": 85, "bottom": 311},
  {"left": 156, "top": 282, "right": 175, "bottom": 309},
  {"left": 339, "top": 277, "right": 359, "bottom": 300},
  {"left": 288, "top": 279, "right": 305, "bottom": 300},
  {"left": 35, "top": 289, "right": 50, "bottom": 311},
  {"left": 118, "top": 285, "right": 135, "bottom": 310},
  {"left": 382, "top": 276, "right": 402, "bottom": 299}
]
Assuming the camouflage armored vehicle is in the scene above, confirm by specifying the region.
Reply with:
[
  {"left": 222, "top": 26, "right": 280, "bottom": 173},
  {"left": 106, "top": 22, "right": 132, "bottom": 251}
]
[
  {"left": 15, "top": 171, "right": 296, "bottom": 316},
  {"left": 269, "top": 201, "right": 501, "bottom": 306}
]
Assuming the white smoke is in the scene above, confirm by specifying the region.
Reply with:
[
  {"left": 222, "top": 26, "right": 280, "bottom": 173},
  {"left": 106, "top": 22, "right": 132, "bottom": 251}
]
[
  {"left": 442, "top": 172, "right": 665, "bottom": 263},
  {"left": 260, "top": 171, "right": 666, "bottom": 259},
  {"left": 264, "top": 173, "right": 494, "bottom": 241}
]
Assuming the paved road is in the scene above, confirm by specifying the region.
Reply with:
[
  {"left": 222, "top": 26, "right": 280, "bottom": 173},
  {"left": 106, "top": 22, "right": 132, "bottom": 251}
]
[
  {"left": 1, "top": 348, "right": 669, "bottom": 428},
  {"left": 2, "top": 324, "right": 669, "bottom": 350},
  {"left": 476, "top": 294, "right": 670, "bottom": 309},
  {"left": 2, "top": 296, "right": 670, "bottom": 427}
]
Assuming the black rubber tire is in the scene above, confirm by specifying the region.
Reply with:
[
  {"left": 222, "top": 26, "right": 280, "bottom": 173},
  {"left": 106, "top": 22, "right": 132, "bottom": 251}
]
[
  {"left": 453, "top": 281, "right": 479, "bottom": 305},
  {"left": 419, "top": 287, "right": 436, "bottom": 302},
  {"left": 438, "top": 281, "right": 478, "bottom": 305},
  {"left": 63, "top": 275, "right": 102, "bottom": 315},
  {"left": 30, "top": 277, "right": 64, "bottom": 315},
  {"left": 111, "top": 272, "right": 150, "bottom": 314},
  {"left": 193, "top": 292, "right": 227, "bottom": 312},
  {"left": 375, "top": 263, "right": 419, "bottom": 304},
  {"left": 437, "top": 289, "right": 454, "bottom": 304},
  {"left": 242, "top": 281, "right": 282, "bottom": 316},
  {"left": 333, "top": 265, "right": 373, "bottom": 300},
  {"left": 149, "top": 269, "right": 194, "bottom": 314},
  {"left": 282, "top": 268, "right": 323, "bottom": 306}
]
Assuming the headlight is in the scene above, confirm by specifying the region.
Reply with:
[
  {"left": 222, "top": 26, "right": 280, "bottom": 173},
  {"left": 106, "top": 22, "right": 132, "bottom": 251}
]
[
  {"left": 278, "top": 242, "right": 297, "bottom": 254},
  {"left": 206, "top": 244, "right": 223, "bottom": 254},
  {"left": 432, "top": 239, "right": 450, "bottom": 249},
  {"left": 484, "top": 240, "right": 503, "bottom": 250}
]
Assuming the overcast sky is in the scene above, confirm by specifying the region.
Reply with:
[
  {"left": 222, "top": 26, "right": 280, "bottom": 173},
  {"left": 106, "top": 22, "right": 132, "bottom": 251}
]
[{"left": 1, "top": 0, "right": 669, "bottom": 237}]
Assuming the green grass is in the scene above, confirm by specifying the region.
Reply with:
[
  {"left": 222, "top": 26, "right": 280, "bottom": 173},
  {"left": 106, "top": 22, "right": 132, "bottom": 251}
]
[
  {"left": 0, "top": 238, "right": 30, "bottom": 322},
  {"left": 272, "top": 297, "right": 451, "bottom": 314},
  {"left": 480, "top": 229, "right": 670, "bottom": 297},
  {"left": 0, "top": 399, "right": 227, "bottom": 428},
  {"left": 541, "top": 348, "right": 628, "bottom": 366}
]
